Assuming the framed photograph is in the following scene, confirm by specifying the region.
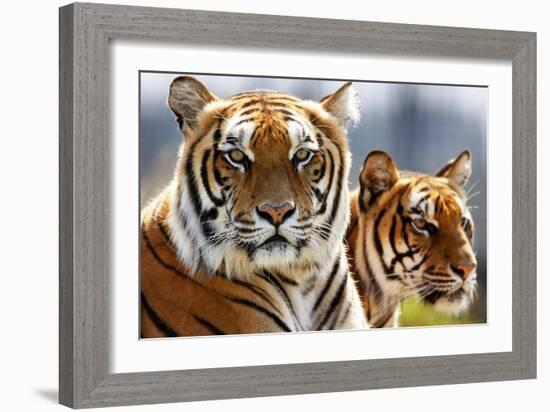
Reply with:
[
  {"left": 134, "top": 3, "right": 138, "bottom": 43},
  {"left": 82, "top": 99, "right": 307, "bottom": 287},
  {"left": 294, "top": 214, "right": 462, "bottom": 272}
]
[{"left": 59, "top": 2, "right": 536, "bottom": 408}]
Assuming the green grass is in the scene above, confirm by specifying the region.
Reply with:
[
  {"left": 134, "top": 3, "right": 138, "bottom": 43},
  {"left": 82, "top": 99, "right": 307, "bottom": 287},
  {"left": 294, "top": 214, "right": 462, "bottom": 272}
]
[{"left": 398, "top": 295, "right": 486, "bottom": 327}]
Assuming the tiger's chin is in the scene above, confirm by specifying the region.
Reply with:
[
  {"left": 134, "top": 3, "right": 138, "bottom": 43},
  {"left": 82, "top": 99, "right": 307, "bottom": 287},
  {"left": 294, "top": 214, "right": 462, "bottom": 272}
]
[
  {"left": 217, "top": 238, "right": 320, "bottom": 280},
  {"left": 252, "top": 243, "right": 300, "bottom": 267},
  {"left": 247, "top": 240, "right": 320, "bottom": 277},
  {"left": 423, "top": 285, "right": 475, "bottom": 316}
]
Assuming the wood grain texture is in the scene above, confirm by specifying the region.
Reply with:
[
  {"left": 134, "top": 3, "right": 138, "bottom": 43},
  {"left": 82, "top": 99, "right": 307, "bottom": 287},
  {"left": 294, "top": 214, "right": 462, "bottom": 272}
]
[
  {"left": 59, "top": 2, "right": 537, "bottom": 408},
  {"left": 59, "top": 4, "right": 75, "bottom": 407},
  {"left": 512, "top": 35, "right": 537, "bottom": 375}
]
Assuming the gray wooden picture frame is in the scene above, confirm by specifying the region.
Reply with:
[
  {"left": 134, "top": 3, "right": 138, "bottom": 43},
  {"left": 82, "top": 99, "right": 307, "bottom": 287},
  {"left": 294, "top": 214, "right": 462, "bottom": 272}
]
[{"left": 59, "top": 2, "right": 536, "bottom": 408}]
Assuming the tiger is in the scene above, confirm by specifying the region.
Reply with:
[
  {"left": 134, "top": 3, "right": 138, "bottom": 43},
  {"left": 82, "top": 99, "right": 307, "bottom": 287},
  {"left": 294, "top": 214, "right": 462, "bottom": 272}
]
[
  {"left": 346, "top": 149, "right": 478, "bottom": 328},
  {"left": 141, "top": 76, "right": 368, "bottom": 337}
]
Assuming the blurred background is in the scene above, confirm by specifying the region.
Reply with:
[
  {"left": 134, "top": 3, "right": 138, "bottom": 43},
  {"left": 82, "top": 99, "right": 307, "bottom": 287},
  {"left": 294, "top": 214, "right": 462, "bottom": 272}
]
[{"left": 140, "top": 72, "right": 487, "bottom": 326}]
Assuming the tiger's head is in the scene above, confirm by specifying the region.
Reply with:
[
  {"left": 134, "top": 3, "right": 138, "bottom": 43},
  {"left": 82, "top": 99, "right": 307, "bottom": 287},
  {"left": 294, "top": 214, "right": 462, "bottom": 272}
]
[
  {"left": 166, "top": 76, "right": 359, "bottom": 278},
  {"left": 355, "top": 150, "right": 477, "bottom": 314}
]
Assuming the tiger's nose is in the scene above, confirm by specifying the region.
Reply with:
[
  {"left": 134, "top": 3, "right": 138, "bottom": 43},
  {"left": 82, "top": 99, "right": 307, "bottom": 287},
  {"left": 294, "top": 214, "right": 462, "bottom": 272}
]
[
  {"left": 452, "top": 261, "right": 477, "bottom": 280},
  {"left": 257, "top": 201, "right": 296, "bottom": 226}
]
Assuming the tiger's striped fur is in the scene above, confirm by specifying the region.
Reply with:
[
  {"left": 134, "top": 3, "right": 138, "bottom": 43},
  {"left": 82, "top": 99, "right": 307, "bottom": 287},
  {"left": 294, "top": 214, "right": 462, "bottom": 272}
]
[
  {"left": 346, "top": 150, "right": 478, "bottom": 327},
  {"left": 141, "top": 76, "right": 367, "bottom": 337}
]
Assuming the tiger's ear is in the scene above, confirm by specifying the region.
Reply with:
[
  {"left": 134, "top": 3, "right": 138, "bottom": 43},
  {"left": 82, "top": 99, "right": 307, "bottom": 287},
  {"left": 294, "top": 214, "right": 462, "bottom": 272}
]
[
  {"left": 358, "top": 151, "right": 400, "bottom": 211},
  {"left": 436, "top": 149, "right": 472, "bottom": 188},
  {"left": 320, "top": 82, "right": 360, "bottom": 127},
  {"left": 168, "top": 76, "right": 219, "bottom": 131}
]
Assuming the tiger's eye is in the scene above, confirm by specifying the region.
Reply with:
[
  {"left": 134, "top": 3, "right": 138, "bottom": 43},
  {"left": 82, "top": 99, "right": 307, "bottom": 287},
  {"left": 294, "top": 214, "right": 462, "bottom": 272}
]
[
  {"left": 295, "top": 149, "right": 310, "bottom": 161},
  {"left": 228, "top": 149, "right": 245, "bottom": 163},
  {"left": 414, "top": 218, "right": 427, "bottom": 229}
]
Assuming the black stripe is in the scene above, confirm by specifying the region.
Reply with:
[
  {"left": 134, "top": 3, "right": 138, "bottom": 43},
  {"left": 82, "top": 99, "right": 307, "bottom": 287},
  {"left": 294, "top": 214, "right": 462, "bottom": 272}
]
[
  {"left": 275, "top": 272, "right": 299, "bottom": 286},
  {"left": 271, "top": 106, "right": 294, "bottom": 114},
  {"left": 358, "top": 187, "right": 368, "bottom": 213},
  {"left": 185, "top": 131, "right": 209, "bottom": 236},
  {"left": 313, "top": 257, "right": 340, "bottom": 312},
  {"left": 257, "top": 271, "right": 302, "bottom": 330},
  {"left": 316, "top": 149, "right": 334, "bottom": 217},
  {"left": 346, "top": 216, "right": 358, "bottom": 245},
  {"left": 192, "top": 314, "right": 226, "bottom": 335},
  {"left": 416, "top": 193, "right": 431, "bottom": 210},
  {"left": 397, "top": 204, "right": 413, "bottom": 250},
  {"left": 338, "top": 302, "right": 352, "bottom": 325},
  {"left": 361, "top": 218, "right": 372, "bottom": 314},
  {"left": 389, "top": 214, "right": 399, "bottom": 256},
  {"left": 213, "top": 126, "right": 222, "bottom": 143},
  {"left": 314, "top": 132, "right": 324, "bottom": 147},
  {"left": 200, "top": 208, "right": 219, "bottom": 243},
  {"left": 365, "top": 251, "right": 383, "bottom": 304},
  {"left": 176, "top": 191, "right": 207, "bottom": 269},
  {"left": 248, "top": 125, "right": 260, "bottom": 148},
  {"left": 240, "top": 108, "right": 258, "bottom": 117},
  {"left": 297, "top": 213, "right": 313, "bottom": 223},
  {"left": 224, "top": 135, "right": 240, "bottom": 145},
  {"left": 200, "top": 149, "right": 224, "bottom": 207},
  {"left": 373, "top": 209, "right": 392, "bottom": 273},
  {"left": 291, "top": 223, "right": 313, "bottom": 230},
  {"left": 267, "top": 101, "right": 292, "bottom": 108},
  {"left": 227, "top": 277, "right": 283, "bottom": 316},
  {"left": 233, "top": 212, "right": 255, "bottom": 225},
  {"left": 435, "top": 194, "right": 442, "bottom": 214},
  {"left": 390, "top": 247, "right": 418, "bottom": 271},
  {"left": 141, "top": 292, "right": 177, "bottom": 337},
  {"left": 280, "top": 108, "right": 303, "bottom": 116},
  {"left": 324, "top": 141, "right": 345, "bottom": 236},
  {"left": 142, "top": 226, "right": 206, "bottom": 287},
  {"left": 143, "top": 228, "right": 179, "bottom": 273},
  {"left": 312, "top": 187, "right": 324, "bottom": 203},
  {"left": 318, "top": 275, "right": 348, "bottom": 330},
  {"left": 230, "top": 91, "right": 258, "bottom": 99},
  {"left": 368, "top": 190, "right": 384, "bottom": 208},
  {"left": 373, "top": 307, "right": 396, "bottom": 328},
  {"left": 302, "top": 274, "right": 317, "bottom": 296},
  {"left": 267, "top": 96, "right": 299, "bottom": 103},
  {"left": 231, "top": 92, "right": 254, "bottom": 98},
  {"left": 361, "top": 220, "right": 385, "bottom": 323},
  {"left": 227, "top": 297, "right": 292, "bottom": 332},
  {"left": 233, "top": 117, "right": 253, "bottom": 127},
  {"left": 237, "top": 227, "right": 261, "bottom": 234},
  {"left": 156, "top": 219, "right": 175, "bottom": 250},
  {"left": 334, "top": 301, "right": 352, "bottom": 329},
  {"left": 410, "top": 252, "right": 430, "bottom": 271},
  {"left": 424, "top": 278, "right": 456, "bottom": 284},
  {"left": 240, "top": 99, "right": 260, "bottom": 108},
  {"left": 311, "top": 158, "right": 326, "bottom": 183},
  {"left": 364, "top": 261, "right": 372, "bottom": 321},
  {"left": 213, "top": 169, "right": 228, "bottom": 188},
  {"left": 212, "top": 126, "right": 227, "bottom": 191},
  {"left": 175, "top": 185, "right": 188, "bottom": 232},
  {"left": 173, "top": 113, "right": 184, "bottom": 129}
]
